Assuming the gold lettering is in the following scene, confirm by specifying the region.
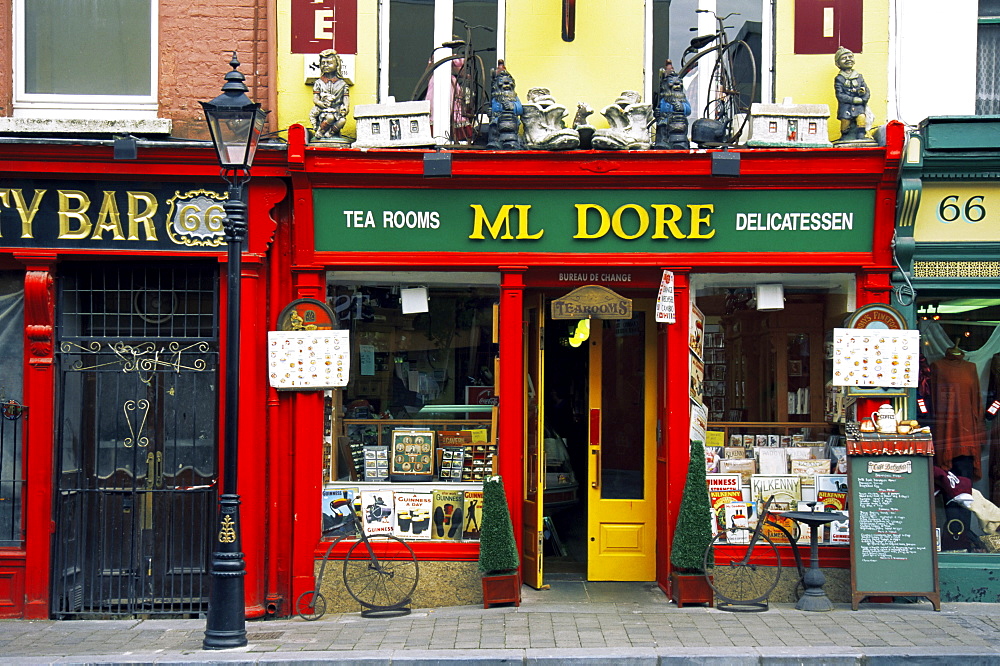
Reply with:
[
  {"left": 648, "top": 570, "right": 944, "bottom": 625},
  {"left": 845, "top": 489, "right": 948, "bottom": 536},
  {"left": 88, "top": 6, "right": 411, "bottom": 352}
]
[
  {"left": 687, "top": 204, "right": 715, "bottom": 239},
  {"left": 0, "top": 189, "right": 47, "bottom": 239},
  {"left": 91, "top": 191, "right": 126, "bottom": 241},
  {"left": 469, "top": 204, "right": 516, "bottom": 240},
  {"left": 611, "top": 204, "right": 649, "bottom": 240},
  {"left": 127, "top": 192, "right": 158, "bottom": 241},
  {"left": 513, "top": 204, "right": 542, "bottom": 239},
  {"left": 650, "top": 204, "right": 686, "bottom": 239},
  {"left": 574, "top": 204, "right": 610, "bottom": 239},
  {"left": 58, "top": 190, "right": 92, "bottom": 239}
]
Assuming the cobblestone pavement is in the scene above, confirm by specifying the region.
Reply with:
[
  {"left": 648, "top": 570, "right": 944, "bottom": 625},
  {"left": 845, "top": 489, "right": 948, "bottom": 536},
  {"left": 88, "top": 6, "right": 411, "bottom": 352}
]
[{"left": 0, "top": 582, "right": 998, "bottom": 664}]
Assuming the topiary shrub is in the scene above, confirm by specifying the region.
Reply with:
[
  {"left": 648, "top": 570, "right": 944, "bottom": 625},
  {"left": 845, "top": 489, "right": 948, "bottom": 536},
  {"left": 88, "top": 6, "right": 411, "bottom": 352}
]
[
  {"left": 478, "top": 475, "right": 520, "bottom": 575},
  {"left": 670, "top": 439, "right": 714, "bottom": 573}
]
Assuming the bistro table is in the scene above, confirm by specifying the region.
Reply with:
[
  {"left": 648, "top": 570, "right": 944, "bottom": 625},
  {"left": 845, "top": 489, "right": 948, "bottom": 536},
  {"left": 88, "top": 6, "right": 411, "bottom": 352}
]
[{"left": 780, "top": 510, "right": 847, "bottom": 611}]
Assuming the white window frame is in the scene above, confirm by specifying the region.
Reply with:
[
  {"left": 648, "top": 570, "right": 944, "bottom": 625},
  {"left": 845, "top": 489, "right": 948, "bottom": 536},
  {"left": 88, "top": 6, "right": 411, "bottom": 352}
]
[
  {"left": 377, "top": 0, "right": 505, "bottom": 143},
  {"left": 13, "top": 0, "right": 159, "bottom": 120}
]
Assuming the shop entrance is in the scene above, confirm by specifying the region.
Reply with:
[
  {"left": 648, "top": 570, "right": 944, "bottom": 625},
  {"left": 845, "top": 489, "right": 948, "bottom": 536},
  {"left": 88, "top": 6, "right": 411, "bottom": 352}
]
[
  {"left": 524, "top": 295, "right": 657, "bottom": 585},
  {"left": 50, "top": 263, "right": 218, "bottom": 617}
]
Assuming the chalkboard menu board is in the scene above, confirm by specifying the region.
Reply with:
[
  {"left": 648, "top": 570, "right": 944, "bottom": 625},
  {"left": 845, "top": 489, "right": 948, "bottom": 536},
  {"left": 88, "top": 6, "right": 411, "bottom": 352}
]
[{"left": 848, "top": 453, "right": 940, "bottom": 610}]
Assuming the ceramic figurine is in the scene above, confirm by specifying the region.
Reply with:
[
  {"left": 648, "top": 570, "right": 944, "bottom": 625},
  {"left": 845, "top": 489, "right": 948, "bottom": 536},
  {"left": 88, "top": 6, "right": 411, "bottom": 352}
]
[
  {"left": 521, "top": 87, "right": 580, "bottom": 150},
  {"left": 572, "top": 102, "right": 595, "bottom": 149},
  {"left": 653, "top": 60, "right": 691, "bottom": 150},
  {"left": 833, "top": 46, "right": 875, "bottom": 145},
  {"left": 486, "top": 61, "right": 524, "bottom": 150},
  {"left": 591, "top": 91, "right": 653, "bottom": 150},
  {"left": 310, "top": 50, "right": 352, "bottom": 142}
]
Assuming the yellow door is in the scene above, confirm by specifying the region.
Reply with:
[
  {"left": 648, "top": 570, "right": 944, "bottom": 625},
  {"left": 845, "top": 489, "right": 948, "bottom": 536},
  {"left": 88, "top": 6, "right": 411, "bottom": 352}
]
[
  {"left": 522, "top": 296, "right": 545, "bottom": 589},
  {"left": 587, "top": 301, "right": 657, "bottom": 581}
]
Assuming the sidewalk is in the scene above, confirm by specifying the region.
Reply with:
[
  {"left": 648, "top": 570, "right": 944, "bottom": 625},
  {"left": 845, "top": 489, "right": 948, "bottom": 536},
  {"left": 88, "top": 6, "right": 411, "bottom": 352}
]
[{"left": 2, "top": 581, "right": 1000, "bottom": 665}]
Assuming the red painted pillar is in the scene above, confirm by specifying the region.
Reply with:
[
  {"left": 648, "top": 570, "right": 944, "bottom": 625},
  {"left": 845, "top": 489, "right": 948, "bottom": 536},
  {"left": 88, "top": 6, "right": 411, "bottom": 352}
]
[
  {"left": 20, "top": 257, "right": 56, "bottom": 619},
  {"left": 662, "top": 271, "right": 691, "bottom": 591},
  {"left": 498, "top": 267, "right": 527, "bottom": 557}
]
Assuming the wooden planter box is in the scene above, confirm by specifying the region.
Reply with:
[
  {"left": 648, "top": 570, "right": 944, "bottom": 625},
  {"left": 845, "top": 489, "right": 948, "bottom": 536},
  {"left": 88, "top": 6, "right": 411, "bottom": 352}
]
[
  {"left": 482, "top": 572, "right": 521, "bottom": 608},
  {"left": 670, "top": 571, "right": 714, "bottom": 608}
]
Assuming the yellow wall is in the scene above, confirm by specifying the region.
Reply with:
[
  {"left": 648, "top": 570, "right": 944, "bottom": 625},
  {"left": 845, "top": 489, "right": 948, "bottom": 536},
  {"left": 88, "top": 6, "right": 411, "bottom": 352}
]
[
  {"left": 773, "top": 0, "right": 889, "bottom": 143},
  {"left": 275, "top": 0, "right": 649, "bottom": 136},
  {"left": 504, "top": 0, "right": 647, "bottom": 126},
  {"left": 275, "top": 0, "right": 379, "bottom": 138}
]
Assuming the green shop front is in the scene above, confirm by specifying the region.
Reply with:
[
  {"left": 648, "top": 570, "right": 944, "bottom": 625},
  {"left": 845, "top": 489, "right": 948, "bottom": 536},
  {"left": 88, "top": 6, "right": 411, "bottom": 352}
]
[
  {"left": 894, "top": 115, "right": 1000, "bottom": 602},
  {"left": 280, "top": 122, "right": 904, "bottom": 609}
]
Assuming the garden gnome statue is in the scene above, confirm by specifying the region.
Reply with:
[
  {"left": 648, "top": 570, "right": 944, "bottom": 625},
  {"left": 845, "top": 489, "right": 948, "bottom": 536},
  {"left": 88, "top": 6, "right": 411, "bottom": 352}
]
[
  {"left": 833, "top": 46, "right": 875, "bottom": 145},
  {"left": 591, "top": 91, "right": 653, "bottom": 150},
  {"left": 486, "top": 60, "right": 524, "bottom": 150},
  {"left": 521, "top": 87, "right": 580, "bottom": 150},
  {"left": 653, "top": 60, "right": 691, "bottom": 150},
  {"left": 310, "top": 49, "right": 352, "bottom": 142}
]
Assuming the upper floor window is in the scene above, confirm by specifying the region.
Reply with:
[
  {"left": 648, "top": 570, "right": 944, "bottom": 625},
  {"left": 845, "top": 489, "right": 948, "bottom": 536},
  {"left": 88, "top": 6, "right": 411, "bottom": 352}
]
[
  {"left": 382, "top": 0, "right": 499, "bottom": 104},
  {"left": 979, "top": 0, "right": 1000, "bottom": 114},
  {"left": 14, "top": 0, "right": 158, "bottom": 119}
]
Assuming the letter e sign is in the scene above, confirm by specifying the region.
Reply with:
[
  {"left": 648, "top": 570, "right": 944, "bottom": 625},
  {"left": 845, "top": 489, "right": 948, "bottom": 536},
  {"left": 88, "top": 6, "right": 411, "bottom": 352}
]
[
  {"left": 794, "top": 0, "right": 862, "bottom": 55},
  {"left": 290, "top": 0, "right": 358, "bottom": 54}
]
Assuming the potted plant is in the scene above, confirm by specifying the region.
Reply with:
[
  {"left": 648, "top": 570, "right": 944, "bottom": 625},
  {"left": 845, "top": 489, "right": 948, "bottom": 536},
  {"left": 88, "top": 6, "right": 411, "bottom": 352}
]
[
  {"left": 478, "top": 475, "right": 521, "bottom": 608},
  {"left": 669, "top": 439, "right": 715, "bottom": 607}
]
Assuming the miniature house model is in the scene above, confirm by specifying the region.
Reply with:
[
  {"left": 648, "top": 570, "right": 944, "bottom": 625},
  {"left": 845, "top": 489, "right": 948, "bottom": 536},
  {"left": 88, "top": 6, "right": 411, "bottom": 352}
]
[
  {"left": 746, "top": 99, "right": 831, "bottom": 148},
  {"left": 353, "top": 100, "right": 435, "bottom": 148}
]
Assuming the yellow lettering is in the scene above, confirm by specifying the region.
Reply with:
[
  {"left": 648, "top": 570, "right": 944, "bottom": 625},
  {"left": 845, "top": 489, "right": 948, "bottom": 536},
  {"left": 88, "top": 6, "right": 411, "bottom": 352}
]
[
  {"left": 574, "top": 204, "right": 610, "bottom": 239},
  {"left": 127, "top": 192, "right": 158, "bottom": 241},
  {"left": 513, "top": 204, "right": 542, "bottom": 239},
  {"left": 91, "top": 191, "right": 126, "bottom": 241},
  {"left": 687, "top": 204, "right": 715, "bottom": 239},
  {"left": 0, "top": 188, "right": 48, "bottom": 239},
  {"left": 611, "top": 204, "right": 649, "bottom": 240},
  {"left": 58, "top": 190, "right": 92, "bottom": 239},
  {"left": 650, "top": 204, "right": 686, "bottom": 239},
  {"left": 469, "top": 204, "right": 516, "bottom": 240}
]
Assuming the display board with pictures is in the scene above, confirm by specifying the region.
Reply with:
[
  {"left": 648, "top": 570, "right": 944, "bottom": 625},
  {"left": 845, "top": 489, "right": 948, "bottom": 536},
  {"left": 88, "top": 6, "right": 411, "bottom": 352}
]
[
  {"left": 438, "top": 446, "right": 466, "bottom": 481},
  {"left": 390, "top": 429, "right": 435, "bottom": 481},
  {"left": 267, "top": 330, "right": 350, "bottom": 389},
  {"left": 831, "top": 328, "right": 918, "bottom": 391},
  {"left": 363, "top": 446, "right": 390, "bottom": 481}
]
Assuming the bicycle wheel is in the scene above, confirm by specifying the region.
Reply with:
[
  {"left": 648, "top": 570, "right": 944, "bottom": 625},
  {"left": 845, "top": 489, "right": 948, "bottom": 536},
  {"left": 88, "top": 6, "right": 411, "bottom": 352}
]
[
  {"left": 294, "top": 590, "right": 327, "bottom": 621},
  {"left": 704, "top": 530, "right": 781, "bottom": 607},
  {"left": 343, "top": 535, "right": 419, "bottom": 610},
  {"left": 709, "top": 39, "right": 756, "bottom": 144}
]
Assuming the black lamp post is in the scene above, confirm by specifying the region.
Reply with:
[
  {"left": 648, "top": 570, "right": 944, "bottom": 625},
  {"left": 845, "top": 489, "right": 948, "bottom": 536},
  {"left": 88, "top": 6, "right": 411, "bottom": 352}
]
[{"left": 200, "top": 52, "right": 267, "bottom": 651}]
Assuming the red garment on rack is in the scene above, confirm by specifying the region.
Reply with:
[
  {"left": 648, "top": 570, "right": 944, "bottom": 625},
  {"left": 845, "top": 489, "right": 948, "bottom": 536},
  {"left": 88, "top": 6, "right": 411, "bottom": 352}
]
[{"left": 930, "top": 357, "right": 983, "bottom": 481}]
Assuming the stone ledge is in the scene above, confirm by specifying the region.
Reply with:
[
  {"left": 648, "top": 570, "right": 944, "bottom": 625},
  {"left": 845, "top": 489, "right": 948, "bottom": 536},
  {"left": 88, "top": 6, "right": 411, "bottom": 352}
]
[{"left": 0, "top": 117, "right": 172, "bottom": 135}]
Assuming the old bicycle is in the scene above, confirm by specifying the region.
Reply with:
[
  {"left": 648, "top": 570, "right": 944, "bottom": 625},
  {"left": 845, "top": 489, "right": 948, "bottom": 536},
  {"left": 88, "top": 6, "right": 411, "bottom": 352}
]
[
  {"left": 676, "top": 10, "right": 757, "bottom": 146},
  {"left": 295, "top": 499, "right": 419, "bottom": 620},
  {"left": 703, "top": 495, "right": 809, "bottom": 612},
  {"left": 410, "top": 16, "right": 496, "bottom": 144}
]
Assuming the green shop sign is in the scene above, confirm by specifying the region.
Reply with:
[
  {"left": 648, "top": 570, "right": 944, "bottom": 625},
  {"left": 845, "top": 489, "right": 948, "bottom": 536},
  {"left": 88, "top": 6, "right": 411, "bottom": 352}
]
[{"left": 314, "top": 188, "right": 875, "bottom": 254}]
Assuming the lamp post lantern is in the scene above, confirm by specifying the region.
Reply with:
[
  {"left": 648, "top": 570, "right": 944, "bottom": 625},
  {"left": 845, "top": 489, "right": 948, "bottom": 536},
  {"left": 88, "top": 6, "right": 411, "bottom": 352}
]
[{"left": 201, "top": 52, "right": 267, "bottom": 651}]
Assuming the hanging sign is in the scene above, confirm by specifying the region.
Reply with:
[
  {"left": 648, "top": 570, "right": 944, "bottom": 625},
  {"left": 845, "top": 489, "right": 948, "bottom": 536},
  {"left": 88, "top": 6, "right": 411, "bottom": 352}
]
[
  {"left": 276, "top": 298, "right": 337, "bottom": 331},
  {"left": 656, "top": 270, "right": 675, "bottom": 323},
  {"left": 551, "top": 285, "right": 632, "bottom": 320}
]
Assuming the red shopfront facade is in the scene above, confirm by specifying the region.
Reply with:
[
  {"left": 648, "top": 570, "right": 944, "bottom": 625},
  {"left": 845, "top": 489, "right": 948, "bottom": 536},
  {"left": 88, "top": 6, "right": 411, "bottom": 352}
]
[
  {"left": 0, "top": 141, "right": 288, "bottom": 619},
  {"left": 283, "top": 122, "right": 905, "bottom": 606}
]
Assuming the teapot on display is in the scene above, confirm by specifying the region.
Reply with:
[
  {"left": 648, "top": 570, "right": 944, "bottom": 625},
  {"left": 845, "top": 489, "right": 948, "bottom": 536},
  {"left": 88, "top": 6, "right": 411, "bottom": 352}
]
[{"left": 871, "top": 403, "right": 900, "bottom": 434}]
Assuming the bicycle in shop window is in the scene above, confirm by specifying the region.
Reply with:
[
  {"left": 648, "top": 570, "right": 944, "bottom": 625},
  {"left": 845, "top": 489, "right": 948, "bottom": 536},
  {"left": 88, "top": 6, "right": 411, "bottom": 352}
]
[
  {"left": 410, "top": 16, "right": 496, "bottom": 145},
  {"left": 296, "top": 499, "right": 419, "bottom": 620},
  {"left": 676, "top": 10, "right": 758, "bottom": 147}
]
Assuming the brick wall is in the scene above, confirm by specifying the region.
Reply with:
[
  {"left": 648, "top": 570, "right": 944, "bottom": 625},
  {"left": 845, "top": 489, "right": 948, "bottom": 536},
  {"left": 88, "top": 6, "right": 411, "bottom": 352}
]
[{"left": 0, "top": 0, "right": 271, "bottom": 140}]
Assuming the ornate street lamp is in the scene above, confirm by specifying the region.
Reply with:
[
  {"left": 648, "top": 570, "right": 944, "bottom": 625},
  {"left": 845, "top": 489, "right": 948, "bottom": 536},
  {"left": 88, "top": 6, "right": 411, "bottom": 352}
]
[{"left": 201, "top": 52, "right": 267, "bottom": 651}]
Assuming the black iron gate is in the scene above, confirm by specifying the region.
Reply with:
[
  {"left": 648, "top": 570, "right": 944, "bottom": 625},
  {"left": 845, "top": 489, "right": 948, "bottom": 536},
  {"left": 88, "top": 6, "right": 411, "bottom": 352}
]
[{"left": 52, "top": 263, "right": 219, "bottom": 618}]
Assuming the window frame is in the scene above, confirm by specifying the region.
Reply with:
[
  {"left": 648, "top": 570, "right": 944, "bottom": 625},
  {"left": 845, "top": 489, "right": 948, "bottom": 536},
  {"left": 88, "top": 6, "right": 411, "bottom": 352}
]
[{"left": 12, "top": 0, "right": 159, "bottom": 119}]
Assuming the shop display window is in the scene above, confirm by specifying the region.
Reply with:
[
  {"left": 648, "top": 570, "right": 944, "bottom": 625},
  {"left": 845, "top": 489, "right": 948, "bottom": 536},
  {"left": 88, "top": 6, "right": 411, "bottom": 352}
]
[
  {"left": 320, "top": 271, "right": 499, "bottom": 541},
  {"left": 918, "top": 295, "right": 1000, "bottom": 555},
  {"left": 693, "top": 274, "right": 853, "bottom": 545}
]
